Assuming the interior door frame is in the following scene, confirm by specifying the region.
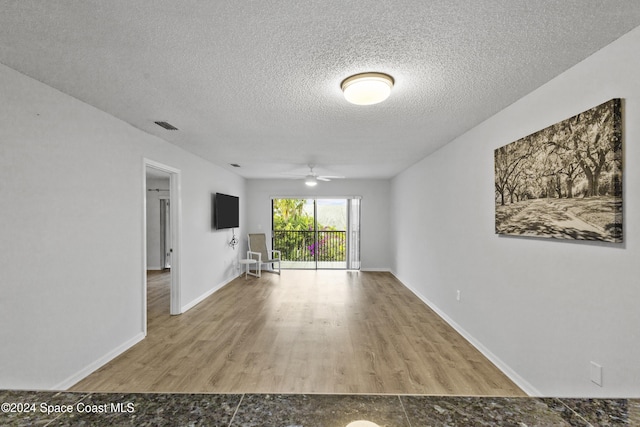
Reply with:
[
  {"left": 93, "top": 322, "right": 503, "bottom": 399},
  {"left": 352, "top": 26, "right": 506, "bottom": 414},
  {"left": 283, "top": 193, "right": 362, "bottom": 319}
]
[{"left": 143, "top": 159, "right": 182, "bottom": 335}]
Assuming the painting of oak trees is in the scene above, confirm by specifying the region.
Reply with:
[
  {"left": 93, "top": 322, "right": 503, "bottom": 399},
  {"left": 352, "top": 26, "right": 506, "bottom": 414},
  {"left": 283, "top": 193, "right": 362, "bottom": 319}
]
[{"left": 495, "top": 99, "right": 622, "bottom": 242}]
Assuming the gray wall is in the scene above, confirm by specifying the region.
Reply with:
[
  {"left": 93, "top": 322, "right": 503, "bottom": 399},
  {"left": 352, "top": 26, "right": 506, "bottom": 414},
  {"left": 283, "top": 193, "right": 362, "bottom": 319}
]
[
  {"left": 0, "top": 63, "right": 246, "bottom": 389},
  {"left": 246, "top": 179, "right": 391, "bottom": 271},
  {"left": 391, "top": 27, "right": 640, "bottom": 397}
]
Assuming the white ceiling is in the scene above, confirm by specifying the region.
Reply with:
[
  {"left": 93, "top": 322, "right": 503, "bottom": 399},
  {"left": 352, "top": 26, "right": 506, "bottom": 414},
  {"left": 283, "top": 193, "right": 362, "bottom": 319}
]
[{"left": 2, "top": 1, "right": 640, "bottom": 179}]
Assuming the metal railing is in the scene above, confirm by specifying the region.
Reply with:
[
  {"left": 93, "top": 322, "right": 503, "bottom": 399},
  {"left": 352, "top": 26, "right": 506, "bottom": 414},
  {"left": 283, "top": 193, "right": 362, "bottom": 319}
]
[{"left": 273, "top": 230, "right": 346, "bottom": 262}]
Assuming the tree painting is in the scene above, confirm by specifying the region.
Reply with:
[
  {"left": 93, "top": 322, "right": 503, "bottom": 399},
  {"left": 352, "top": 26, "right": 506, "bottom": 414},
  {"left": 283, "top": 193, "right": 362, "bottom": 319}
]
[{"left": 495, "top": 99, "right": 622, "bottom": 243}]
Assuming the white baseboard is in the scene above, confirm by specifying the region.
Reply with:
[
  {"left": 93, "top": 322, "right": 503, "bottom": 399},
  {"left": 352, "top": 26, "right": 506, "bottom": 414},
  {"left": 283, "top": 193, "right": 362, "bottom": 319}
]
[
  {"left": 53, "top": 275, "right": 239, "bottom": 390},
  {"left": 146, "top": 266, "right": 163, "bottom": 271},
  {"left": 393, "top": 272, "right": 542, "bottom": 397},
  {"left": 53, "top": 332, "right": 145, "bottom": 390},
  {"left": 180, "top": 274, "right": 239, "bottom": 313},
  {"left": 360, "top": 267, "right": 391, "bottom": 272}
]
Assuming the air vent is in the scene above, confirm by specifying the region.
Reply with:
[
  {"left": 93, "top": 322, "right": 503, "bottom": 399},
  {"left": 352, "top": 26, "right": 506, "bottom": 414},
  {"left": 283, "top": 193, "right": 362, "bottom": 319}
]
[
  {"left": 154, "top": 121, "right": 179, "bottom": 130},
  {"left": 229, "top": 163, "right": 241, "bottom": 168}
]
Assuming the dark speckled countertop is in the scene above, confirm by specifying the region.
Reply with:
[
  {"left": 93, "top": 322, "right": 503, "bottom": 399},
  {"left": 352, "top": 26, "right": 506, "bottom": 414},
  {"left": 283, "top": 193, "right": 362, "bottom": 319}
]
[{"left": 1, "top": 391, "right": 638, "bottom": 426}]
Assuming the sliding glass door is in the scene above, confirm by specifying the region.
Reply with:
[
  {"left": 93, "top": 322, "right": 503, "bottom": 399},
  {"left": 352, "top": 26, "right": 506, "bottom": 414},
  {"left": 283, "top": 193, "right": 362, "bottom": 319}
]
[
  {"left": 272, "top": 198, "right": 360, "bottom": 270},
  {"left": 346, "top": 198, "right": 360, "bottom": 270}
]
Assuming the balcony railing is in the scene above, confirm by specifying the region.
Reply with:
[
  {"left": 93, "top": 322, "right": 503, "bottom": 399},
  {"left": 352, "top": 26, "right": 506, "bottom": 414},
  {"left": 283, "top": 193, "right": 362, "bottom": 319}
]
[{"left": 273, "top": 230, "right": 346, "bottom": 263}]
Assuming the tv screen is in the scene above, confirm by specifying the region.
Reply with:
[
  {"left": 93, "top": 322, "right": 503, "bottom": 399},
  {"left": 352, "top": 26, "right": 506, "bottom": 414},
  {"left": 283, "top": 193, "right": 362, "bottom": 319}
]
[{"left": 213, "top": 193, "right": 239, "bottom": 230}]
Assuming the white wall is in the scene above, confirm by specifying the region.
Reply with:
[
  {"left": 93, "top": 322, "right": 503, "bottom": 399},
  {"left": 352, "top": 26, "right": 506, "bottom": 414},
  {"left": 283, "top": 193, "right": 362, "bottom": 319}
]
[
  {"left": 145, "top": 177, "right": 170, "bottom": 270},
  {"left": 0, "top": 63, "right": 245, "bottom": 390},
  {"left": 246, "top": 179, "right": 391, "bottom": 271},
  {"left": 391, "top": 27, "right": 640, "bottom": 397}
]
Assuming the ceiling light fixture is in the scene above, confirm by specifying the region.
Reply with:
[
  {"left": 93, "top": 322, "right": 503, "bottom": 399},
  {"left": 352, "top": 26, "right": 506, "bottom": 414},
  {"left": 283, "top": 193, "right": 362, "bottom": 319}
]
[
  {"left": 346, "top": 421, "right": 381, "bottom": 427},
  {"left": 305, "top": 175, "right": 318, "bottom": 187},
  {"left": 341, "top": 72, "right": 394, "bottom": 105}
]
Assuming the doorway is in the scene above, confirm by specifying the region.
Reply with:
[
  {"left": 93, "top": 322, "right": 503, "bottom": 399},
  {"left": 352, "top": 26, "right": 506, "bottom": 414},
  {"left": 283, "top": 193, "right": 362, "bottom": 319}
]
[
  {"left": 144, "top": 159, "right": 182, "bottom": 336},
  {"left": 271, "top": 197, "right": 360, "bottom": 270}
]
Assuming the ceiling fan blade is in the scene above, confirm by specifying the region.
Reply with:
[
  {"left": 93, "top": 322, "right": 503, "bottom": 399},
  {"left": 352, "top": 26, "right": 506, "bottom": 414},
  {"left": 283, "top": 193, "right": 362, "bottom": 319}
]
[{"left": 280, "top": 166, "right": 345, "bottom": 181}]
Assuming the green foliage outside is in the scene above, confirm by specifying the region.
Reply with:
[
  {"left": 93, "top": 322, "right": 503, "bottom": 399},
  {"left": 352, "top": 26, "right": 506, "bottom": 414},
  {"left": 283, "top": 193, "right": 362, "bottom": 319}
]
[{"left": 272, "top": 199, "right": 346, "bottom": 262}]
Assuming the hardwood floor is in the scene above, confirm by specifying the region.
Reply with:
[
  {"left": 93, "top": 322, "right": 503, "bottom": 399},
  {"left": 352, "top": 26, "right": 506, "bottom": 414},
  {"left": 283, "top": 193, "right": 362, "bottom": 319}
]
[{"left": 71, "top": 270, "right": 525, "bottom": 396}]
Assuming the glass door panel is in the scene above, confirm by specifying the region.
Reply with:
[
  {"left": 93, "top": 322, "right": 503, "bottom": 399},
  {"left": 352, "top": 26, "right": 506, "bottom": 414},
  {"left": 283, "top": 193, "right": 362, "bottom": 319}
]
[
  {"left": 272, "top": 198, "right": 358, "bottom": 270},
  {"left": 315, "top": 199, "right": 347, "bottom": 269},
  {"left": 347, "top": 198, "right": 361, "bottom": 270},
  {"left": 272, "top": 198, "right": 315, "bottom": 269}
]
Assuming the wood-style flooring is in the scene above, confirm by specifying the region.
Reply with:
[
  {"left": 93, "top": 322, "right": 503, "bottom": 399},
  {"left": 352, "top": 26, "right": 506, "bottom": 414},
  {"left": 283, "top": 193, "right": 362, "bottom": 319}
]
[{"left": 71, "top": 270, "right": 525, "bottom": 396}]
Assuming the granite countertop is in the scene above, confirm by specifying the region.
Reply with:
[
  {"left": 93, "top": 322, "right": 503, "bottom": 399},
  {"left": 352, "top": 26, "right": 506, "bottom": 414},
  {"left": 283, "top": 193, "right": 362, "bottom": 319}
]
[{"left": 1, "top": 391, "right": 638, "bottom": 426}]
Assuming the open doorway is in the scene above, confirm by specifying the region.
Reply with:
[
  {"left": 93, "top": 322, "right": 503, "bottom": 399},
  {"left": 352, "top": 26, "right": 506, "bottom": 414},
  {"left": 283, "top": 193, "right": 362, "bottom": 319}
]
[{"left": 144, "top": 159, "right": 182, "bottom": 335}]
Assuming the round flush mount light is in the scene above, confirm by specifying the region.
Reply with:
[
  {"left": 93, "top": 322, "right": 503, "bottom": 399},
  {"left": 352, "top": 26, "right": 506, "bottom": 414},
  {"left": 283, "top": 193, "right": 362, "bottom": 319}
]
[
  {"left": 345, "top": 421, "right": 381, "bottom": 427},
  {"left": 341, "top": 72, "right": 394, "bottom": 105}
]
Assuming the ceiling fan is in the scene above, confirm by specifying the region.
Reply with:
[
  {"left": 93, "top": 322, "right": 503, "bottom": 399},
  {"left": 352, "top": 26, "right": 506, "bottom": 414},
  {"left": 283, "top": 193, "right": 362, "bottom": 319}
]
[{"left": 288, "top": 165, "right": 345, "bottom": 186}]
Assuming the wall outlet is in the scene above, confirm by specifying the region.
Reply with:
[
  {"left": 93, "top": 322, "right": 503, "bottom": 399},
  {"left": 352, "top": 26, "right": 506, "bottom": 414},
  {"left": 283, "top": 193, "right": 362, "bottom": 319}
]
[
  {"left": 456, "top": 290, "right": 461, "bottom": 301},
  {"left": 590, "top": 361, "right": 603, "bottom": 386}
]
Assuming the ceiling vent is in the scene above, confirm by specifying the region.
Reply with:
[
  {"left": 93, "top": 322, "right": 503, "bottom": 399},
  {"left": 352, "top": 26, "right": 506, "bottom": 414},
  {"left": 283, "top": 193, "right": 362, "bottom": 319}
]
[
  {"left": 154, "top": 121, "right": 179, "bottom": 130},
  {"left": 230, "top": 163, "right": 241, "bottom": 168}
]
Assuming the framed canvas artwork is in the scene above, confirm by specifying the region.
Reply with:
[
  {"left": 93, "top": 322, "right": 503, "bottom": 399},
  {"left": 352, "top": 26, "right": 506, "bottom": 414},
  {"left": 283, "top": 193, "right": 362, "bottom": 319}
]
[{"left": 495, "top": 98, "right": 622, "bottom": 242}]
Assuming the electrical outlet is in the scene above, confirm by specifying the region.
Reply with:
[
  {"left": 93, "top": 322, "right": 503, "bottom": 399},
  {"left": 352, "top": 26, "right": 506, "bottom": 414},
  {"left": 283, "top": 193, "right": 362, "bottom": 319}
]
[
  {"left": 456, "top": 290, "right": 461, "bottom": 301},
  {"left": 590, "top": 361, "right": 603, "bottom": 386}
]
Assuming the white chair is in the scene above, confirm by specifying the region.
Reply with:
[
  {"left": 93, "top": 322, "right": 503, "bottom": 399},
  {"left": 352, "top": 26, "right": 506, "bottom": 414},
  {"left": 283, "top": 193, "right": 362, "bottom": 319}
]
[{"left": 247, "top": 233, "right": 281, "bottom": 276}]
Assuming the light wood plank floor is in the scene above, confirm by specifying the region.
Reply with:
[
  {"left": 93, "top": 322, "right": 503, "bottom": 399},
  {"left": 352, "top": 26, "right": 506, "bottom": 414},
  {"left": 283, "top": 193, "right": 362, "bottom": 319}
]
[{"left": 71, "top": 270, "right": 525, "bottom": 396}]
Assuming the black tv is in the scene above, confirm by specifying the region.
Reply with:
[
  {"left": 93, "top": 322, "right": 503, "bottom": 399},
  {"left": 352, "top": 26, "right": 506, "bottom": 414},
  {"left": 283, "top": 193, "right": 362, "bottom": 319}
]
[{"left": 213, "top": 193, "right": 239, "bottom": 230}]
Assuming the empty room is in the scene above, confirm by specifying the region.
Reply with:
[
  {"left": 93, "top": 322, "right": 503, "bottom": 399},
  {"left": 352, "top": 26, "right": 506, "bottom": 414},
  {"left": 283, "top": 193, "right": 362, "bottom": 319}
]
[{"left": 1, "top": 1, "right": 639, "bottom": 425}]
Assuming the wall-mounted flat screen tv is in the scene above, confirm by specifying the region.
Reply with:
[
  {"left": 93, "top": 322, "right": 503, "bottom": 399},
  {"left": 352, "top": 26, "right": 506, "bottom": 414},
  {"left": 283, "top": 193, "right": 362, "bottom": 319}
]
[{"left": 213, "top": 193, "right": 239, "bottom": 230}]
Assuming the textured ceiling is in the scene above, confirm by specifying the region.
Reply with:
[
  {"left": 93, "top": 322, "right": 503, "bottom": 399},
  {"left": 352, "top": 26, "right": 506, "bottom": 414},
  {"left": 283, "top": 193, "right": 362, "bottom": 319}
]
[{"left": 1, "top": 1, "right": 640, "bottom": 179}]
